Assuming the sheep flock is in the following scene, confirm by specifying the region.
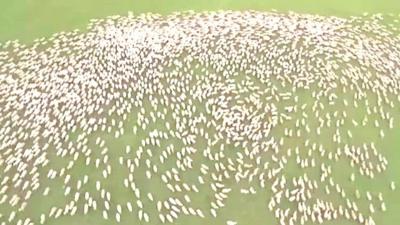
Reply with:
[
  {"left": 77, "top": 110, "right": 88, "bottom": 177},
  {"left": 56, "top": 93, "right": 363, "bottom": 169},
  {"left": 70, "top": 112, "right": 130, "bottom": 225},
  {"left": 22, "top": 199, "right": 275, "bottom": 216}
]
[{"left": 0, "top": 10, "right": 399, "bottom": 225}]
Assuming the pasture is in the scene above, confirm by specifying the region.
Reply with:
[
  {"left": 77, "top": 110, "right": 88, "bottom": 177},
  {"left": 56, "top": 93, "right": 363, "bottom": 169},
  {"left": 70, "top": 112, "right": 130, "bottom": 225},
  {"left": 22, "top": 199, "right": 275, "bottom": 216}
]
[{"left": 0, "top": 2, "right": 399, "bottom": 225}]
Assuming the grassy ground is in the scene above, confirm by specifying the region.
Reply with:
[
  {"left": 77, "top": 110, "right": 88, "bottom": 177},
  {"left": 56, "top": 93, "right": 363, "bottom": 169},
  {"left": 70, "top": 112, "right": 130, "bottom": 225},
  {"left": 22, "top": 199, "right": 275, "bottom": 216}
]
[
  {"left": 0, "top": 1, "right": 399, "bottom": 225},
  {"left": 0, "top": 0, "right": 400, "bottom": 43}
]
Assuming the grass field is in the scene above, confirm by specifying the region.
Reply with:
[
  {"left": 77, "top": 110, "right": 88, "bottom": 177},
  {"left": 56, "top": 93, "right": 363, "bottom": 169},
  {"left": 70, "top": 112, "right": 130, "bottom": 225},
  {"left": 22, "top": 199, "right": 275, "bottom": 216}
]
[
  {"left": 1, "top": 0, "right": 400, "bottom": 43},
  {"left": 0, "top": 1, "right": 399, "bottom": 225}
]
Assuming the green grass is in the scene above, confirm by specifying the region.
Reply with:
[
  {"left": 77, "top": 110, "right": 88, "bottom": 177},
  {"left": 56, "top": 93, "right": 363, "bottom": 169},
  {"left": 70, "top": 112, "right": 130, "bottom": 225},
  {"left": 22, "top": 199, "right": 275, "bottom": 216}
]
[{"left": 0, "top": 0, "right": 400, "bottom": 43}]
